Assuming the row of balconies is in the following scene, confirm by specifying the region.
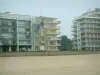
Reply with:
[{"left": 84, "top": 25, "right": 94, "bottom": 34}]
[
  {"left": 0, "top": 39, "right": 16, "bottom": 45},
  {"left": 39, "top": 29, "right": 60, "bottom": 35},
  {"left": 46, "top": 32, "right": 60, "bottom": 35},
  {"left": 73, "top": 41, "right": 77, "bottom": 44},
  {"left": 43, "top": 21, "right": 60, "bottom": 24},
  {"left": 81, "top": 40, "right": 100, "bottom": 43},
  {"left": 81, "top": 35, "right": 100, "bottom": 38},
  {"left": 73, "top": 45, "right": 100, "bottom": 48},
  {"left": 80, "top": 26, "right": 100, "bottom": 28},
  {"left": 72, "top": 32, "right": 100, "bottom": 36},
  {"left": 73, "top": 40, "right": 100, "bottom": 44},
  {"left": 18, "top": 41, "right": 31, "bottom": 45},
  {"left": 78, "top": 20, "right": 100, "bottom": 24},
  {"left": 72, "top": 29, "right": 100, "bottom": 33},
  {"left": 71, "top": 25, "right": 77, "bottom": 28},
  {"left": 76, "top": 30, "right": 100, "bottom": 33},
  {"left": 72, "top": 33, "right": 77, "bottom": 36},
  {"left": 47, "top": 43, "right": 60, "bottom": 46},
  {"left": 44, "top": 26, "right": 60, "bottom": 30},
  {"left": 73, "top": 46, "right": 78, "bottom": 49},
  {"left": 47, "top": 37, "right": 61, "bottom": 40},
  {"left": 71, "top": 29, "right": 77, "bottom": 32},
  {"left": 0, "top": 20, "right": 17, "bottom": 26},
  {"left": 81, "top": 45, "right": 100, "bottom": 48}
]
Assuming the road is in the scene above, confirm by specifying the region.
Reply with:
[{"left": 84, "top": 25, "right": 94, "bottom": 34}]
[{"left": 0, "top": 54, "right": 100, "bottom": 75}]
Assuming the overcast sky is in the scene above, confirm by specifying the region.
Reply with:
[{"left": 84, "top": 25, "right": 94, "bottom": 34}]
[{"left": 0, "top": 0, "right": 100, "bottom": 38}]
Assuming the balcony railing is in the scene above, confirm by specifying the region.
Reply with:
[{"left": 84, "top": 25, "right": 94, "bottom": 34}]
[
  {"left": 72, "top": 38, "right": 77, "bottom": 40},
  {"left": 46, "top": 31, "right": 60, "bottom": 35},
  {"left": 71, "top": 33, "right": 77, "bottom": 36},
  {"left": 47, "top": 44, "right": 60, "bottom": 46},
  {"left": 81, "top": 31, "right": 100, "bottom": 33},
  {"left": 73, "top": 42, "right": 77, "bottom": 44},
  {"left": 71, "top": 29, "right": 77, "bottom": 32},
  {"left": 81, "top": 40, "right": 100, "bottom": 43},
  {"left": 81, "top": 35, "right": 100, "bottom": 38},
  {"left": 44, "top": 26, "right": 60, "bottom": 30},
  {"left": 78, "top": 21, "right": 100, "bottom": 24},
  {"left": 47, "top": 37, "right": 61, "bottom": 40},
  {"left": 71, "top": 25, "right": 77, "bottom": 28},
  {"left": 80, "top": 26, "right": 100, "bottom": 28},
  {"left": 43, "top": 21, "right": 60, "bottom": 24}
]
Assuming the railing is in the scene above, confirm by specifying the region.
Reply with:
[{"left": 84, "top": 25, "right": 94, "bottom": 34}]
[
  {"left": 72, "top": 38, "right": 77, "bottom": 40},
  {"left": 44, "top": 27, "right": 59, "bottom": 30},
  {"left": 47, "top": 37, "right": 61, "bottom": 40},
  {"left": 71, "top": 29, "right": 77, "bottom": 32},
  {"left": 79, "top": 21, "right": 100, "bottom": 24},
  {"left": 80, "top": 26, "right": 100, "bottom": 28},
  {"left": 46, "top": 32, "right": 59, "bottom": 35},
  {"left": 73, "top": 42, "right": 77, "bottom": 44},
  {"left": 81, "top": 35, "right": 100, "bottom": 38},
  {"left": 43, "top": 21, "right": 59, "bottom": 24},
  {"left": 71, "top": 25, "right": 77, "bottom": 28},
  {"left": 81, "top": 31, "right": 100, "bottom": 33},
  {"left": 71, "top": 33, "right": 77, "bottom": 36},
  {"left": 47, "top": 43, "right": 60, "bottom": 46}
]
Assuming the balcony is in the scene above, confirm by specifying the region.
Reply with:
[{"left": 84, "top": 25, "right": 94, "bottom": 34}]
[
  {"left": 71, "top": 33, "right": 77, "bottom": 36},
  {"left": 71, "top": 29, "right": 77, "bottom": 32},
  {"left": 47, "top": 44, "right": 60, "bottom": 46},
  {"left": 47, "top": 37, "right": 61, "bottom": 40},
  {"left": 81, "top": 35, "right": 100, "bottom": 38},
  {"left": 79, "top": 20, "right": 100, "bottom": 24},
  {"left": 43, "top": 21, "right": 60, "bottom": 24},
  {"left": 80, "top": 26, "right": 100, "bottom": 28},
  {"left": 73, "top": 42, "right": 77, "bottom": 44},
  {"left": 73, "top": 46, "right": 78, "bottom": 49},
  {"left": 71, "top": 25, "right": 77, "bottom": 28},
  {"left": 40, "top": 16, "right": 57, "bottom": 20},
  {"left": 44, "top": 26, "right": 60, "bottom": 30},
  {"left": 81, "top": 31, "right": 100, "bottom": 34},
  {"left": 72, "top": 37, "right": 77, "bottom": 40},
  {"left": 46, "top": 31, "right": 60, "bottom": 35}
]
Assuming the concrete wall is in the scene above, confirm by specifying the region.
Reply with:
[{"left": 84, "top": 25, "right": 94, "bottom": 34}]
[{"left": 0, "top": 51, "right": 100, "bottom": 57}]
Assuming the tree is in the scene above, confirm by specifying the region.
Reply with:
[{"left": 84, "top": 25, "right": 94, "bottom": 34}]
[
  {"left": 66, "top": 38, "right": 73, "bottom": 50},
  {"left": 61, "top": 35, "right": 67, "bottom": 50},
  {"left": 60, "top": 35, "right": 73, "bottom": 51}
]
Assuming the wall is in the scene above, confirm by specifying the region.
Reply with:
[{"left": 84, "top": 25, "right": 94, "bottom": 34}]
[{"left": 0, "top": 51, "right": 100, "bottom": 57}]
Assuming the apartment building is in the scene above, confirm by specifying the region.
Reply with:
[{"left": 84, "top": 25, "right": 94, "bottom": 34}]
[
  {"left": 0, "top": 12, "right": 37, "bottom": 52},
  {"left": 36, "top": 16, "right": 61, "bottom": 51},
  {"left": 72, "top": 8, "right": 100, "bottom": 51}
]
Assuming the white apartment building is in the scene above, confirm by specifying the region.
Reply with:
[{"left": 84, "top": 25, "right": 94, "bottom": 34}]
[
  {"left": 0, "top": 12, "right": 37, "bottom": 52},
  {"left": 72, "top": 8, "right": 100, "bottom": 51}
]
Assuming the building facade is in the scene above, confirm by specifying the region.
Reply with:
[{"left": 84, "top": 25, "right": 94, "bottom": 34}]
[
  {"left": 36, "top": 16, "right": 61, "bottom": 51},
  {"left": 0, "top": 12, "right": 37, "bottom": 52},
  {"left": 72, "top": 8, "right": 100, "bottom": 51}
]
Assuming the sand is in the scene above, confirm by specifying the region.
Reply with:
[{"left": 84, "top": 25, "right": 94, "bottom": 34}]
[{"left": 0, "top": 54, "right": 100, "bottom": 75}]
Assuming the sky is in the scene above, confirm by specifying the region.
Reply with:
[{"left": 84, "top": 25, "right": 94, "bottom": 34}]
[{"left": 0, "top": 0, "right": 100, "bottom": 39}]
